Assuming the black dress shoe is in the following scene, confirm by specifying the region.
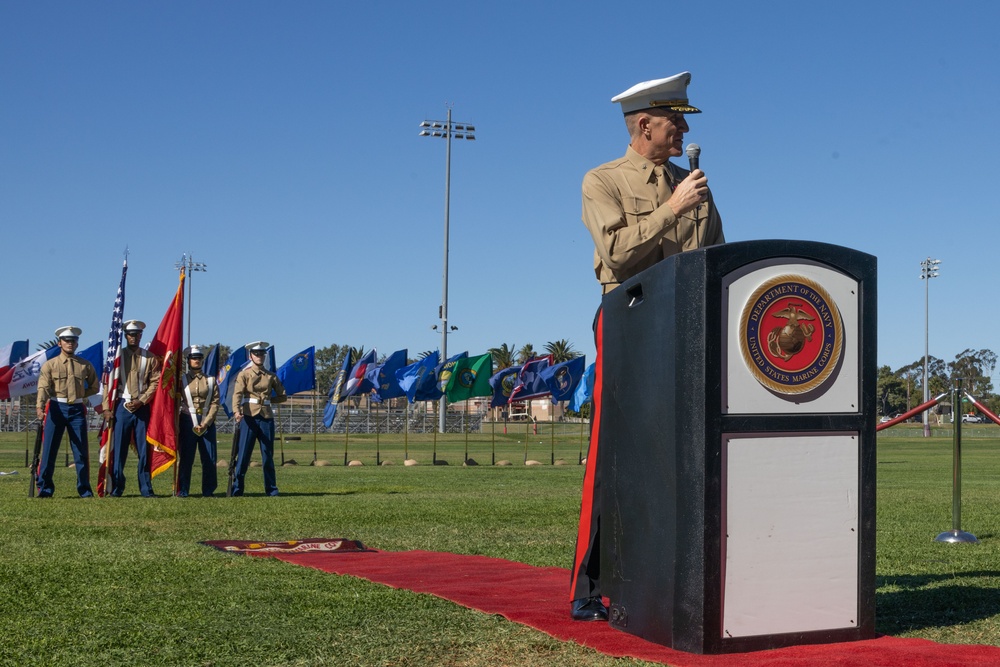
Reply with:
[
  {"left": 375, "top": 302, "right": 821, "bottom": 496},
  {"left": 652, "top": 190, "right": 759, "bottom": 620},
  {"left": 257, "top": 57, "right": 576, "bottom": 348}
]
[{"left": 570, "top": 596, "right": 608, "bottom": 622}]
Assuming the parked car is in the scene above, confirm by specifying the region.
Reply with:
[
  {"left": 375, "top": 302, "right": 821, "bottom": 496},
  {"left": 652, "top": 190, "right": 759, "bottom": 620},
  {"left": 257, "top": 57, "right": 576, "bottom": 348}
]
[{"left": 961, "top": 414, "right": 984, "bottom": 424}]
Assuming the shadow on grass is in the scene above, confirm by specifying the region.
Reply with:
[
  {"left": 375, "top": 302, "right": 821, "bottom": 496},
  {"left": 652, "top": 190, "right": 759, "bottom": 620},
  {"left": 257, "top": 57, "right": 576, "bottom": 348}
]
[
  {"left": 228, "top": 491, "right": 363, "bottom": 497},
  {"left": 877, "top": 572, "right": 1000, "bottom": 633}
]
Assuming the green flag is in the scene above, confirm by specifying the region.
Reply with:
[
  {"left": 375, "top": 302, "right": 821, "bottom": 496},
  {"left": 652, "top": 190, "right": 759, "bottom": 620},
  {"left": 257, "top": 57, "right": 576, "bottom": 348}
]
[{"left": 445, "top": 353, "right": 494, "bottom": 402}]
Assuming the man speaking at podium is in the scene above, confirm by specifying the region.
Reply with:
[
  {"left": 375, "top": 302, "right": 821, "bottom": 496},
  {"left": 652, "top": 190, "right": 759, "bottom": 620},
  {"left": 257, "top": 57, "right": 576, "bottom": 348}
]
[{"left": 571, "top": 71, "right": 725, "bottom": 621}]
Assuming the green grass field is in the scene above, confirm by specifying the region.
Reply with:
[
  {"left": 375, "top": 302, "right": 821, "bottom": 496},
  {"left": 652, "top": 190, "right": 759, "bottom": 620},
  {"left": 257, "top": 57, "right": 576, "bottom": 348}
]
[{"left": 2, "top": 426, "right": 1000, "bottom": 666}]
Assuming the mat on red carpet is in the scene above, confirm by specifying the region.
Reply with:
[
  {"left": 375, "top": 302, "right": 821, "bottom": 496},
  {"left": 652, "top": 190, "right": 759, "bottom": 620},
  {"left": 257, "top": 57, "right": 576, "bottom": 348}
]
[
  {"left": 207, "top": 543, "right": 1000, "bottom": 666},
  {"left": 201, "top": 538, "right": 370, "bottom": 554}
]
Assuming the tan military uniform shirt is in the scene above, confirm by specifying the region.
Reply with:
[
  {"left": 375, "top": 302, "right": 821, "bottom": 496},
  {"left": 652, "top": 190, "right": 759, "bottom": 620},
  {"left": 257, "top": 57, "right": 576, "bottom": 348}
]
[
  {"left": 582, "top": 146, "right": 725, "bottom": 294},
  {"left": 181, "top": 370, "right": 220, "bottom": 429},
  {"left": 233, "top": 365, "right": 287, "bottom": 419},
  {"left": 37, "top": 352, "right": 99, "bottom": 408},
  {"left": 103, "top": 347, "right": 161, "bottom": 411}
]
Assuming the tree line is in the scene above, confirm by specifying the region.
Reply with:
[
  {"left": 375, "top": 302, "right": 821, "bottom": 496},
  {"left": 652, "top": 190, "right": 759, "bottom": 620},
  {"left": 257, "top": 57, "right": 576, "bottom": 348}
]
[{"left": 878, "top": 348, "right": 998, "bottom": 417}]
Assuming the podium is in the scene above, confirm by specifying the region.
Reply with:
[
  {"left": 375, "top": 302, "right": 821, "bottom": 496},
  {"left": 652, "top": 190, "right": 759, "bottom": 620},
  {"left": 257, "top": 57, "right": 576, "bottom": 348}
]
[{"left": 599, "top": 240, "right": 876, "bottom": 654}]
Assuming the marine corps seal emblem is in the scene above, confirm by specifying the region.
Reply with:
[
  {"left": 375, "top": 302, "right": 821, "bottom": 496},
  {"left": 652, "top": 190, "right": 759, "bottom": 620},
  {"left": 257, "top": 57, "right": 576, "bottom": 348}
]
[{"left": 739, "top": 274, "right": 844, "bottom": 395}]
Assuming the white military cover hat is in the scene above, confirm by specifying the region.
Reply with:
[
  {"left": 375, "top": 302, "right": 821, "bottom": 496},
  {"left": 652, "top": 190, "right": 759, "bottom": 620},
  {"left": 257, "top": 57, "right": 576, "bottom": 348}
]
[
  {"left": 123, "top": 320, "right": 146, "bottom": 332},
  {"left": 55, "top": 326, "right": 82, "bottom": 338},
  {"left": 245, "top": 340, "right": 269, "bottom": 352},
  {"left": 612, "top": 72, "right": 701, "bottom": 114},
  {"left": 184, "top": 345, "right": 205, "bottom": 358}
]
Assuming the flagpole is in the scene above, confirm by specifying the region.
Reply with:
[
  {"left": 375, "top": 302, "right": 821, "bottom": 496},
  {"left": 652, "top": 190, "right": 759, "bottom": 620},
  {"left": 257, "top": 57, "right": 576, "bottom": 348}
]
[
  {"left": 312, "top": 392, "right": 317, "bottom": 465},
  {"left": 491, "top": 419, "right": 495, "bottom": 466},
  {"left": 172, "top": 373, "right": 180, "bottom": 497},
  {"left": 172, "top": 269, "right": 185, "bottom": 496},
  {"left": 579, "top": 418, "right": 585, "bottom": 465},
  {"left": 404, "top": 402, "right": 409, "bottom": 460},
  {"left": 375, "top": 399, "right": 381, "bottom": 466},
  {"left": 551, "top": 407, "right": 556, "bottom": 465},
  {"left": 463, "top": 404, "right": 469, "bottom": 464},
  {"left": 277, "top": 405, "right": 285, "bottom": 466},
  {"left": 524, "top": 412, "right": 530, "bottom": 464},
  {"left": 343, "top": 410, "right": 349, "bottom": 466}
]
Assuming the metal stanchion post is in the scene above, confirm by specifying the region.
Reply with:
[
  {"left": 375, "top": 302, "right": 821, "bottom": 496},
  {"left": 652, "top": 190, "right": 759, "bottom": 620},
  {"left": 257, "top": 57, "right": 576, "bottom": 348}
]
[{"left": 935, "top": 378, "right": 978, "bottom": 543}]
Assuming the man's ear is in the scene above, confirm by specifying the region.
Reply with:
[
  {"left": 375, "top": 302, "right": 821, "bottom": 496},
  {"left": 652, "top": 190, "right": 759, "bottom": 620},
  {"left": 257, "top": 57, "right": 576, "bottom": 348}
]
[{"left": 636, "top": 113, "right": 651, "bottom": 137}]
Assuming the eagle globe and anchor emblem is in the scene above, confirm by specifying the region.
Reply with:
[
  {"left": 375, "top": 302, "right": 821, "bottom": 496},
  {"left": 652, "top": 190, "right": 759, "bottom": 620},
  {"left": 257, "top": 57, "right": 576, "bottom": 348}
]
[{"left": 739, "top": 274, "right": 844, "bottom": 395}]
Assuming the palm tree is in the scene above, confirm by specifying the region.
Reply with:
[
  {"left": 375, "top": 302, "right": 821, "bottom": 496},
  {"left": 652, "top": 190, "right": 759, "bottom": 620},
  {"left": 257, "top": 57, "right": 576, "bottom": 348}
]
[
  {"left": 37, "top": 339, "right": 58, "bottom": 351},
  {"left": 516, "top": 343, "right": 537, "bottom": 364},
  {"left": 489, "top": 343, "right": 517, "bottom": 370},
  {"left": 545, "top": 339, "right": 581, "bottom": 363}
]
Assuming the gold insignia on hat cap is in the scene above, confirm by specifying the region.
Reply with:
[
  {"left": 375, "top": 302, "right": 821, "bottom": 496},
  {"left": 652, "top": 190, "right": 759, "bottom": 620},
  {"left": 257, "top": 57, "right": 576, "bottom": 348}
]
[
  {"left": 612, "top": 72, "right": 702, "bottom": 115},
  {"left": 55, "top": 326, "right": 82, "bottom": 338},
  {"left": 185, "top": 345, "right": 204, "bottom": 358},
  {"left": 245, "top": 341, "right": 269, "bottom": 352}
]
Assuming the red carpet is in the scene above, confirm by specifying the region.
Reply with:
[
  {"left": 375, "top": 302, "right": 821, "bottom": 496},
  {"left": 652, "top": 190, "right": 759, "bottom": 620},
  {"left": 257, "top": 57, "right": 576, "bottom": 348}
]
[{"left": 230, "top": 546, "right": 1000, "bottom": 666}]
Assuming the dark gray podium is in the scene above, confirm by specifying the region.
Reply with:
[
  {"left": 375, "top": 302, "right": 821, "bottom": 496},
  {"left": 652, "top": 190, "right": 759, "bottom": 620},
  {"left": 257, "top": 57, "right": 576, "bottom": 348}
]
[{"left": 599, "top": 240, "right": 876, "bottom": 654}]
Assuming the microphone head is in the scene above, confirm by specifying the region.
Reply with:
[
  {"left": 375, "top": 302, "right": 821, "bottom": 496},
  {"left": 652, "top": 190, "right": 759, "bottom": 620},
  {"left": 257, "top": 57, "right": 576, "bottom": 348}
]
[{"left": 685, "top": 143, "right": 701, "bottom": 159}]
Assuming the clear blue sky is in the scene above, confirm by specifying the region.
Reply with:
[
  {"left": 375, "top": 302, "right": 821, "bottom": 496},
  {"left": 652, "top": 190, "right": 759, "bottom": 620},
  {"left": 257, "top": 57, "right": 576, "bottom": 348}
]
[{"left": 3, "top": 1, "right": 999, "bottom": 381}]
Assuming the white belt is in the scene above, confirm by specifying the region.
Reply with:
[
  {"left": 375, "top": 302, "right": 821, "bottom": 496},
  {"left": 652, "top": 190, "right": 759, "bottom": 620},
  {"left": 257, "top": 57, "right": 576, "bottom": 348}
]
[
  {"left": 243, "top": 398, "right": 271, "bottom": 405},
  {"left": 122, "top": 392, "right": 133, "bottom": 401},
  {"left": 54, "top": 398, "right": 83, "bottom": 405}
]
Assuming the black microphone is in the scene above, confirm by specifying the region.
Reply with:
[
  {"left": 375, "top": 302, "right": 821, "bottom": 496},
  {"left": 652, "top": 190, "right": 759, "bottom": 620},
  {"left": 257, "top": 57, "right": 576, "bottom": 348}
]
[{"left": 685, "top": 143, "right": 701, "bottom": 172}]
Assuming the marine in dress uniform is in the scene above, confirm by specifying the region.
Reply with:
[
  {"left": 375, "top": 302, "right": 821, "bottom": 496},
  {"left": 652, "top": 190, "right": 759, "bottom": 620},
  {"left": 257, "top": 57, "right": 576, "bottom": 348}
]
[
  {"left": 570, "top": 72, "right": 726, "bottom": 621},
  {"left": 35, "top": 326, "right": 99, "bottom": 498},
  {"left": 103, "top": 319, "right": 161, "bottom": 497},
  {"left": 177, "top": 345, "right": 220, "bottom": 497},
  {"left": 231, "top": 341, "right": 287, "bottom": 496}
]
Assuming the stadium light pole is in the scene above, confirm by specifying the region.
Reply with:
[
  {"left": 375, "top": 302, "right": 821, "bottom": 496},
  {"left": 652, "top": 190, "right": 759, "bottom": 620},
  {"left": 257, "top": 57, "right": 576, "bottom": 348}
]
[
  {"left": 920, "top": 257, "right": 940, "bottom": 438},
  {"left": 420, "top": 107, "right": 476, "bottom": 434},
  {"left": 175, "top": 253, "right": 208, "bottom": 350}
]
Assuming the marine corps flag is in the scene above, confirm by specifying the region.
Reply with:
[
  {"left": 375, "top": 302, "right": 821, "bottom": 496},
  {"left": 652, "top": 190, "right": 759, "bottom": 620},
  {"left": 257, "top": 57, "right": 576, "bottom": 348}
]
[{"left": 146, "top": 270, "right": 184, "bottom": 479}]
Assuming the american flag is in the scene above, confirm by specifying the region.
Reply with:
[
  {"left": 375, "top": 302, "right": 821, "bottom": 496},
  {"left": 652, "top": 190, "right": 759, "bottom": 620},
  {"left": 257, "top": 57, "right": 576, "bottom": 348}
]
[{"left": 96, "top": 258, "right": 127, "bottom": 497}]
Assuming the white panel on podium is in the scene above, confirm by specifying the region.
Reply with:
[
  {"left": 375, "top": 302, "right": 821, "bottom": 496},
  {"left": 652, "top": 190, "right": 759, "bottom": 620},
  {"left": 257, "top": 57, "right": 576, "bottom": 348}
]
[
  {"left": 721, "top": 433, "right": 859, "bottom": 638},
  {"left": 723, "top": 260, "right": 860, "bottom": 414}
]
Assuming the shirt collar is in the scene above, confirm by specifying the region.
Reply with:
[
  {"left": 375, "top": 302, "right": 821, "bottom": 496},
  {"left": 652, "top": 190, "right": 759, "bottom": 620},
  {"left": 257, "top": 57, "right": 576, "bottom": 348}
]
[{"left": 625, "top": 145, "right": 660, "bottom": 185}]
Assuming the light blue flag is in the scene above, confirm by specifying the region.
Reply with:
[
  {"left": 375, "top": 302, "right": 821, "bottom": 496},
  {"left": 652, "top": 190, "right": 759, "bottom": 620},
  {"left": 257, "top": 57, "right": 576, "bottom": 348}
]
[{"left": 568, "top": 362, "right": 595, "bottom": 412}]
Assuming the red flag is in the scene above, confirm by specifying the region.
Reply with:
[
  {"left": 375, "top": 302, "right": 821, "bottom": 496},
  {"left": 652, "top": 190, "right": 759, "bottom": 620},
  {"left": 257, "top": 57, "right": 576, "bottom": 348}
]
[{"left": 146, "top": 270, "right": 184, "bottom": 479}]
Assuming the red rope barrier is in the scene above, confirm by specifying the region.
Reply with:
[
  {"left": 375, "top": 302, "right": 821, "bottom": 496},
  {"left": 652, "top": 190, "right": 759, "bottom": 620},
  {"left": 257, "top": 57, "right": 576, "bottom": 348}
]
[
  {"left": 876, "top": 392, "right": 948, "bottom": 431},
  {"left": 964, "top": 392, "right": 1000, "bottom": 427}
]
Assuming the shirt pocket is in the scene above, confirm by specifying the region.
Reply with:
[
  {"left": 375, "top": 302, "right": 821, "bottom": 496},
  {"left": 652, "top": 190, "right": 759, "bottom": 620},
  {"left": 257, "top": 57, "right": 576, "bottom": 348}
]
[
  {"left": 52, "top": 366, "right": 69, "bottom": 385},
  {"left": 621, "top": 196, "right": 655, "bottom": 224}
]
